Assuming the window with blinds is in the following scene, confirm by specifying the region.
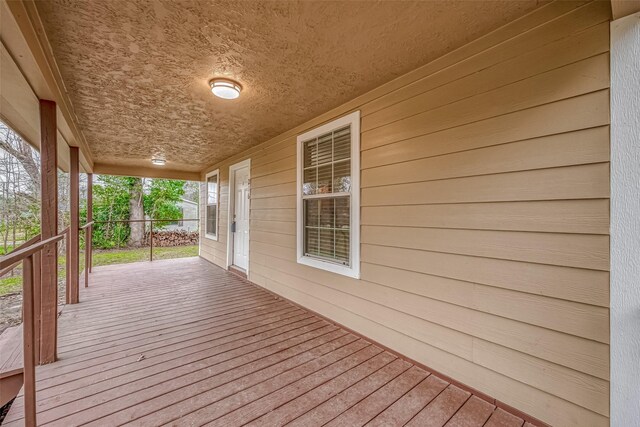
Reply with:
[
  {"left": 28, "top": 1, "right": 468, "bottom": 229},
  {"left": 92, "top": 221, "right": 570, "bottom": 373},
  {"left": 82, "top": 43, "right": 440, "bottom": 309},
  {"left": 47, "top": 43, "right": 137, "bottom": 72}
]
[
  {"left": 302, "top": 126, "right": 351, "bottom": 264},
  {"left": 205, "top": 170, "right": 219, "bottom": 239},
  {"left": 296, "top": 111, "right": 360, "bottom": 278}
]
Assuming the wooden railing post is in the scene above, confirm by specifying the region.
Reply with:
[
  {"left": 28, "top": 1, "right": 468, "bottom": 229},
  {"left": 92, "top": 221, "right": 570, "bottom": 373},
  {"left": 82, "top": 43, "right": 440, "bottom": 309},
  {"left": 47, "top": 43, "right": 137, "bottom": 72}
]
[
  {"left": 88, "top": 224, "right": 93, "bottom": 274},
  {"left": 150, "top": 219, "right": 153, "bottom": 262},
  {"left": 22, "top": 255, "right": 37, "bottom": 426},
  {"left": 65, "top": 230, "right": 71, "bottom": 305},
  {"left": 77, "top": 222, "right": 93, "bottom": 288},
  {"left": 0, "top": 236, "right": 42, "bottom": 364},
  {"left": 84, "top": 226, "right": 90, "bottom": 287},
  {"left": 33, "top": 252, "right": 41, "bottom": 361},
  {"left": 2, "top": 234, "right": 66, "bottom": 424}
]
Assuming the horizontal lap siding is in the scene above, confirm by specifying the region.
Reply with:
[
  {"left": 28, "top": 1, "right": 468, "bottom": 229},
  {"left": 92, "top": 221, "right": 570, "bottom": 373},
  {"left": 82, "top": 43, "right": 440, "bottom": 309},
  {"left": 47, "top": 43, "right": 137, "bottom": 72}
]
[{"left": 200, "top": 2, "right": 611, "bottom": 426}]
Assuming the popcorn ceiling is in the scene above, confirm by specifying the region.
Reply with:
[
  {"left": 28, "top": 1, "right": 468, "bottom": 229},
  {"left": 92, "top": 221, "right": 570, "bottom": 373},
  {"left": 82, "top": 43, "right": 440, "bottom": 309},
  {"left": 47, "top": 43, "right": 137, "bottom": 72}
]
[{"left": 36, "top": 0, "right": 543, "bottom": 172}]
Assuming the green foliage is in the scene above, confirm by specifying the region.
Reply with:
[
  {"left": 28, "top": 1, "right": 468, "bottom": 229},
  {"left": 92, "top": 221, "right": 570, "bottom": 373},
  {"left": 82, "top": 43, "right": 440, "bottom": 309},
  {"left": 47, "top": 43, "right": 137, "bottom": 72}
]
[
  {"left": 88, "top": 176, "right": 188, "bottom": 248},
  {"left": 20, "top": 202, "right": 41, "bottom": 238},
  {"left": 90, "top": 175, "right": 133, "bottom": 249},
  {"left": 144, "top": 179, "right": 185, "bottom": 229}
]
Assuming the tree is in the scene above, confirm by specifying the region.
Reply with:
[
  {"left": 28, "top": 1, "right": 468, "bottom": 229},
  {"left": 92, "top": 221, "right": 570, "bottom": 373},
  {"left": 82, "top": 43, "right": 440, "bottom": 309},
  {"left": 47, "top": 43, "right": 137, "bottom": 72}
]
[
  {"left": 0, "top": 123, "right": 41, "bottom": 252},
  {"left": 1, "top": 121, "right": 194, "bottom": 252},
  {"left": 58, "top": 170, "right": 70, "bottom": 230},
  {"left": 130, "top": 178, "right": 185, "bottom": 245},
  {"left": 182, "top": 181, "right": 199, "bottom": 203},
  {"left": 89, "top": 176, "right": 190, "bottom": 249},
  {"left": 0, "top": 124, "right": 40, "bottom": 193},
  {"left": 90, "top": 175, "right": 131, "bottom": 249},
  {"left": 128, "top": 178, "right": 144, "bottom": 247},
  {"left": 144, "top": 179, "right": 185, "bottom": 228}
]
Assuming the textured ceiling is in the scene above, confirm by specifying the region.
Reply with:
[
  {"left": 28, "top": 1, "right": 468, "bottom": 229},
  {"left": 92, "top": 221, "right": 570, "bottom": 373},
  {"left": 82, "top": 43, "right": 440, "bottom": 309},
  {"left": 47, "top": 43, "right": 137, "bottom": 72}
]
[{"left": 36, "top": 0, "right": 545, "bottom": 173}]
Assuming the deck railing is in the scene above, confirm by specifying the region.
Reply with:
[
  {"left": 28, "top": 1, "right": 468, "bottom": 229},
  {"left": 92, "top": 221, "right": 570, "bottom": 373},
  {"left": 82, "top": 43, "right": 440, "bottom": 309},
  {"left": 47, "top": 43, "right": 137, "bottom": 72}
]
[
  {"left": 0, "top": 230, "right": 68, "bottom": 426},
  {"left": 0, "top": 226, "right": 83, "bottom": 295},
  {"left": 80, "top": 221, "right": 94, "bottom": 288},
  {"left": 0, "top": 235, "right": 41, "bottom": 279},
  {"left": 0, "top": 218, "right": 198, "bottom": 424},
  {"left": 91, "top": 218, "right": 199, "bottom": 262}
]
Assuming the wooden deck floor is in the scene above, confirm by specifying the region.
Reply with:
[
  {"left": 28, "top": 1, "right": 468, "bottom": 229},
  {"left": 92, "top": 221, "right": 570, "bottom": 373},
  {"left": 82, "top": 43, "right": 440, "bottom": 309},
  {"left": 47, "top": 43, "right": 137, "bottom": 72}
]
[{"left": 4, "top": 257, "right": 531, "bottom": 426}]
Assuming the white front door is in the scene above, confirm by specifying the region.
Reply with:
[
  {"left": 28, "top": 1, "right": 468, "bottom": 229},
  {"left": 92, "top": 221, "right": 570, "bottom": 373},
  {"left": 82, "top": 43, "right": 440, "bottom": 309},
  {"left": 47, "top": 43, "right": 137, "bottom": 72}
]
[{"left": 232, "top": 166, "right": 250, "bottom": 270}]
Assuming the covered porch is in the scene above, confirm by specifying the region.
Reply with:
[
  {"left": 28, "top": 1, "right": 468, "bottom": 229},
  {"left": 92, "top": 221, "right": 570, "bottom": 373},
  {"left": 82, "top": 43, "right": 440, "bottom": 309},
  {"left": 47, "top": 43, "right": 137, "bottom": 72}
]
[
  {"left": 2, "top": 257, "right": 527, "bottom": 426},
  {"left": 3, "top": 0, "right": 640, "bottom": 425}
]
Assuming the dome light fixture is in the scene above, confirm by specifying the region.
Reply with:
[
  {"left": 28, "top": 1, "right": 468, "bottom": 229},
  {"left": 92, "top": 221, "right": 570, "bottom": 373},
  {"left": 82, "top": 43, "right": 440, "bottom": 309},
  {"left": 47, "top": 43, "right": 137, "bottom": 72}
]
[
  {"left": 151, "top": 158, "right": 166, "bottom": 166},
  {"left": 209, "top": 78, "right": 242, "bottom": 100}
]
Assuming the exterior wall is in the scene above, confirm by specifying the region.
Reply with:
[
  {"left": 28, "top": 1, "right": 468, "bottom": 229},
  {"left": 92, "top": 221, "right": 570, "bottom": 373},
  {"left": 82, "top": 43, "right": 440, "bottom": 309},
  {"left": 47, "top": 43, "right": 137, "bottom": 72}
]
[
  {"left": 610, "top": 11, "right": 640, "bottom": 426},
  {"left": 200, "top": 2, "right": 611, "bottom": 425}
]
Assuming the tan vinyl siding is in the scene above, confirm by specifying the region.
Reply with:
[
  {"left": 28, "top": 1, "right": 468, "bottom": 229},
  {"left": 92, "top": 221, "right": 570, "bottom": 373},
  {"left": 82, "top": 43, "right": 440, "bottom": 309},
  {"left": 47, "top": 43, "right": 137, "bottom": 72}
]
[{"left": 200, "top": 2, "right": 611, "bottom": 425}]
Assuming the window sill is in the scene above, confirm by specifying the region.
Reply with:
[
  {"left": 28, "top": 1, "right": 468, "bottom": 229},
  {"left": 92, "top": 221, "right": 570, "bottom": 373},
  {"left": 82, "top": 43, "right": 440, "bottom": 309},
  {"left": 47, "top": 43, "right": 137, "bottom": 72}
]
[
  {"left": 204, "top": 233, "right": 218, "bottom": 241},
  {"left": 297, "top": 256, "right": 360, "bottom": 279}
]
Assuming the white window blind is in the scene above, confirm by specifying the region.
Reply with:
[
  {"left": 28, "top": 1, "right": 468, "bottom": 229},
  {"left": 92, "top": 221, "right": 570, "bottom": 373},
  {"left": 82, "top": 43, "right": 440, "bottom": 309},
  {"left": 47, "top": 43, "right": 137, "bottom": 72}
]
[
  {"left": 296, "top": 111, "right": 360, "bottom": 278},
  {"left": 302, "top": 126, "right": 351, "bottom": 264}
]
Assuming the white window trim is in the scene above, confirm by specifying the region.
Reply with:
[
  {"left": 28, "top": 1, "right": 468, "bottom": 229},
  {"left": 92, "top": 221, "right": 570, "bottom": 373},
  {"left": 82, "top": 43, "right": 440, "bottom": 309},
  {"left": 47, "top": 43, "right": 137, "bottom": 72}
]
[
  {"left": 204, "top": 169, "right": 219, "bottom": 241},
  {"left": 296, "top": 110, "right": 360, "bottom": 279},
  {"left": 611, "top": 13, "right": 640, "bottom": 424}
]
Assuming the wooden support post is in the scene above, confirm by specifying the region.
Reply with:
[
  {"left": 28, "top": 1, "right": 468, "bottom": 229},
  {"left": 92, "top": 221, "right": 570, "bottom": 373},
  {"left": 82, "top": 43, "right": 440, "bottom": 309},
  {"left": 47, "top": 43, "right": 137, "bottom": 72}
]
[
  {"left": 39, "top": 99, "right": 58, "bottom": 364},
  {"left": 150, "top": 220, "right": 153, "bottom": 261},
  {"left": 69, "top": 147, "right": 79, "bottom": 303},
  {"left": 22, "top": 255, "right": 37, "bottom": 426},
  {"left": 87, "top": 173, "right": 93, "bottom": 276}
]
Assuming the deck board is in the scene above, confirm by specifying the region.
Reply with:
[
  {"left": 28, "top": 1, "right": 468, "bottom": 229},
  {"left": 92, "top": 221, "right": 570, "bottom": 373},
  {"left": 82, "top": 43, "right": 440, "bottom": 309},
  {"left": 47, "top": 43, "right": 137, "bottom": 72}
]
[
  {"left": 4, "top": 257, "right": 531, "bottom": 426},
  {"left": 406, "top": 384, "right": 471, "bottom": 427},
  {"left": 247, "top": 352, "right": 397, "bottom": 426},
  {"left": 365, "top": 374, "right": 450, "bottom": 426},
  {"left": 324, "top": 365, "right": 428, "bottom": 426}
]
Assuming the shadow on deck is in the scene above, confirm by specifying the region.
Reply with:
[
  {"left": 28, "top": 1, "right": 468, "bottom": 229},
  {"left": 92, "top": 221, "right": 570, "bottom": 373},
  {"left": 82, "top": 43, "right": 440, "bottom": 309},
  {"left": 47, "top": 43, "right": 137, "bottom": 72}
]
[{"left": 4, "top": 257, "right": 530, "bottom": 426}]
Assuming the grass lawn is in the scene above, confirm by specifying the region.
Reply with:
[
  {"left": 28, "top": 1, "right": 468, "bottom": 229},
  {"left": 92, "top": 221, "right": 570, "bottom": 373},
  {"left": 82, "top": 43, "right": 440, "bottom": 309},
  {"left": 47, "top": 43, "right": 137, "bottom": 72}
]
[
  {"left": 0, "top": 245, "right": 198, "bottom": 296},
  {"left": 92, "top": 245, "right": 198, "bottom": 266},
  {"left": 0, "top": 276, "right": 22, "bottom": 296}
]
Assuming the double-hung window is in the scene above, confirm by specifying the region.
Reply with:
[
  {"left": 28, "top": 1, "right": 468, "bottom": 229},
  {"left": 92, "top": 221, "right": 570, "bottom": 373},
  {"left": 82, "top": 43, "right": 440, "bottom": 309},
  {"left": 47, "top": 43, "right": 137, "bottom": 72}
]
[
  {"left": 296, "top": 111, "right": 360, "bottom": 278},
  {"left": 205, "top": 169, "right": 219, "bottom": 240}
]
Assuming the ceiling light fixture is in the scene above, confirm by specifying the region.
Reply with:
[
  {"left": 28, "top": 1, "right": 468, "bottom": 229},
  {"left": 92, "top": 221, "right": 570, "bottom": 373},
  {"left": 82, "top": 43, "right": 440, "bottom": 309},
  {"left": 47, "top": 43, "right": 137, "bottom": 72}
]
[
  {"left": 209, "top": 78, "right": 242, "bottom": 100},
  {"left": 151, "top": 158, "right": 166, "bottom": 166}
]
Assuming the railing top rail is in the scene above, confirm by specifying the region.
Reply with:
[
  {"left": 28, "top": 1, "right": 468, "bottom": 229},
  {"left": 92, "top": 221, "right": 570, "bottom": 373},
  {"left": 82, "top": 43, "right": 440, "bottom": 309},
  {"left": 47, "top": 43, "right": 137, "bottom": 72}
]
[
  {"left": 6, "top": 234, "right": 41, "bottom": 252},
  {"left": 149, "top": 218, "right": 199, "bottom": 222},
  {"left": 80, "top": 221, "right": 95, "bottom": 230},
  {"left": 0, "top": 234, "right": 42, "bottom": 277},
  {"left": 92, "top": 218, "right": 199, "bottom": 224},
  {"left": 0, "top": 234, "right": 66, "bottom": 269}
]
